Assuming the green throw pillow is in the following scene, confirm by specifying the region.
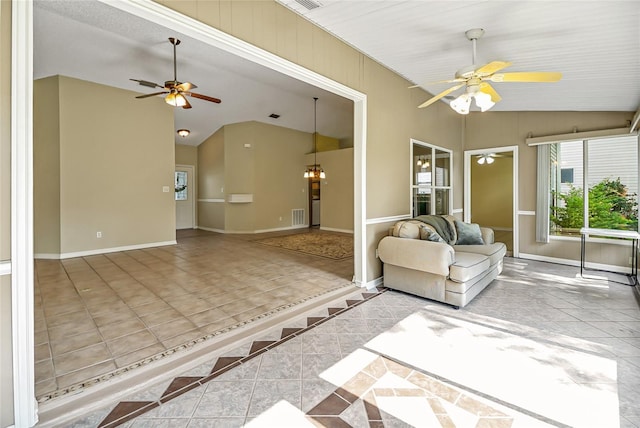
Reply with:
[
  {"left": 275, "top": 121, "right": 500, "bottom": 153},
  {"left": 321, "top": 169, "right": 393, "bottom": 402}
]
[{"left": 455, "top": 221, "right": 484, "bottom": 245}]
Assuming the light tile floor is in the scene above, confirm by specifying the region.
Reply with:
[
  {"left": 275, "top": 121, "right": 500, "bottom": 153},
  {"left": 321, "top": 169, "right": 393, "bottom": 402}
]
[
  {"left": 34, "top": 229, "right": 354, "bottom": 402},
  {"left": 64, "top": 258, "right": 640, "bottom": 427}
]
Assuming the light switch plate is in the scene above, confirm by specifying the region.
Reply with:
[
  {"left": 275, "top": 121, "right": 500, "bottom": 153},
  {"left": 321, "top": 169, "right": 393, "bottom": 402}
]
[{"left": 163, "top": 186, "right": 170, "bottom": 192}]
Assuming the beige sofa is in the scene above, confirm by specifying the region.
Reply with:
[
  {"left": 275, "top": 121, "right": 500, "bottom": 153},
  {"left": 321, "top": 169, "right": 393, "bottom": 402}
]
[{"left": 377, "top": 216, "right": 506, "bottom": 308}]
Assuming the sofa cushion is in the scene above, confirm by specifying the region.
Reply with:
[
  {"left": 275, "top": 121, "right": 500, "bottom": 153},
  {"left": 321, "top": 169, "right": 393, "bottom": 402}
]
[
  {"left": 455, "top": 220, "right": 484, "bottom": 245},
  {"left": 449, "top": 252, "right": 490, "bottom": 283},
  {"left": 453, "top": 242, "right": 507, "bottom": 267},
  {"left": 392, "top": 220, "right": 422, "bottom": 239}
]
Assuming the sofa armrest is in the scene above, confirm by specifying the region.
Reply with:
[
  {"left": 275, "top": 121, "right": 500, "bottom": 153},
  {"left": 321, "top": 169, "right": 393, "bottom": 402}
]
[
  {"left": 377, "top": 236, "right": 454, "bottom": 277},
  {"left": 480, "top": 227, "right": 494, "bottom": 244}
]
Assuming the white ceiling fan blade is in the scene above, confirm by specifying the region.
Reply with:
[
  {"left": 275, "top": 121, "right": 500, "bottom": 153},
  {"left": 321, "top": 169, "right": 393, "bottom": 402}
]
[
  {"left": 490, "top": 71, "right": 562, "bottom": 83},
  {"left": 417, "top": 83, "right": 465, "bottom": 109}
]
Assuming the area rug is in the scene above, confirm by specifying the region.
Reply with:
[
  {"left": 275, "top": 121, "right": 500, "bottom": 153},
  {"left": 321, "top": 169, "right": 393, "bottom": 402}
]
[{"left": 255, "top": 232, "right": 353, "bottom": 260}]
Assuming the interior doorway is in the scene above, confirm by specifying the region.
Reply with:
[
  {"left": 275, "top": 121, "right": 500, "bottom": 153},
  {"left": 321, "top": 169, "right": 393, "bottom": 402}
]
[
  {"left": 464, "top": 146, "right": 519, "bottom": 257},
  {"left": 309, "top": 175, "right": 321, "bottom": 227},
  {"left": 175, "top": 165, "right": 196, "bottom": 230}
]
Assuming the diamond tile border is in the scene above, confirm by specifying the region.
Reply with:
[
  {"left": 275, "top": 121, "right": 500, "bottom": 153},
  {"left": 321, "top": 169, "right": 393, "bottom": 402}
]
[
  {"left": 37, "top": 284, "right": 356, "bottom": 403},
  {"left": 94, "top": 289, "right": 387, "bottom": 427}
]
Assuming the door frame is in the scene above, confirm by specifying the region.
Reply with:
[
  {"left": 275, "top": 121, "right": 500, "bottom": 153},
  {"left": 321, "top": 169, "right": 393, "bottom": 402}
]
[
  {"left": 12, "top": 0, "right": 367, "bottom": 422},
  {"left": 175, "top": 164, "right": 196, "bottom": 229},
  {"left": 464, "top": 145, "right": 519, "bottom": 257}
]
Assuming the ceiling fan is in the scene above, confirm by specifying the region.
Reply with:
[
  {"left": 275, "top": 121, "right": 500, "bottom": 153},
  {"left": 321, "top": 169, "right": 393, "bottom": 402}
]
[
  {"left": 475, "top": 153, "right": 504, "bottom": 164},
  {"left": 413, "top": 28, "right": 561, "bottom": 114},
  {"left": 130, "top": 37, "right": 221, "bottom": 109}
]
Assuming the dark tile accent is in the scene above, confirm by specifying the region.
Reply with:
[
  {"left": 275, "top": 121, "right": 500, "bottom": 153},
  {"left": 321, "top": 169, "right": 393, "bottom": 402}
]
[
  {"left": 281, "top": 327, "right": 303, "bottom": 339},
  {"left": 363, "top": 392, "right": 382, "bottom": 421},
  {"left": 309, "top": 416, "right": 352, "bottom": 428},
  {"left": 361, "top": 293, "right": 377, "bottom": 299},
  {"left": 327, "top": 307, "right": 343, "bottom": 315},
  {"left": 249, "top": 340, "right": 276, "bottom": 354},
  {"left": 98, "top": 401, "right": 158, "bottom": 428},
  {"left": 210, "top": 356, "right": 243, "bottom": 374},
  {"left": 160, "top": 377, "right": 203, "bottom": 403},
  {"left": 307, "top": 316, "right": 325, "bottom": 326},
  {"left": 345, "top": 300, "right": 361, "bottom": 307},
  {"left": 368, "top": 421, "right": 385, "bottom": 428},
  {"left": 335, "top": 387, "right": 359, "bottom": 404},
  {"left": 307, "top": 392, "right": 351, "bottom": 416}
]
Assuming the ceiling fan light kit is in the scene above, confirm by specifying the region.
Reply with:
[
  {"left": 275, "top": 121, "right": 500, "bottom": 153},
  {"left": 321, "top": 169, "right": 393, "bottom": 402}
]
[
  {"left": 131, "top": 37, "right": 221, "bottom": 109},
  {"left": 415, "top": 28, "right": 561, "bottom": 114}
]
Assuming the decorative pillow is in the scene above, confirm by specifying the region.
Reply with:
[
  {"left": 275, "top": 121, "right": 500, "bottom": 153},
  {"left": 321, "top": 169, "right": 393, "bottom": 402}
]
[
  {"left": 417, "top": 224, "right": 444, "bottom": 242},
  {"left": 454, "top": 220, "right": 485, "bottom": 245},
  {"left": 392, "top": 221, "right": 421, "bottom": 239}
]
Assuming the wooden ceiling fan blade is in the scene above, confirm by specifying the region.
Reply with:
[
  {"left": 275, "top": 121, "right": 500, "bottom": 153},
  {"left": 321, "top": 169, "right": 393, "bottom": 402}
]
[
  {"left": 478, "top": 82, "right": 502, "bottom": 103},
  {"left": 475, "top": 61, "right": 512, "bottom": 76},
  {"left": 182, "top": 97, "right": 192, "bottom": 109},
  {"left": 418, "top": 83, "right": 465, "bottom": 108},
  {"left": 135, "top": 91, "right": 168, "bottom": 99},
  {"left": 188, "top": 92, "right": 222, "bottom": 104},
  {"left": 130, "top": 79, "right": 165, "bottom": 89},
  {"left": 176, "top": 82, "right": 197, "bottom": 92},
  {"left": 490, "top": 71, "right": 562, "bottom": 83}
]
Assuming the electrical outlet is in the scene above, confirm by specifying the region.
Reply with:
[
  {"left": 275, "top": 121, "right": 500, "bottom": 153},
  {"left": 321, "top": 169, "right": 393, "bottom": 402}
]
[
  {"left": 279, "top": 216, "right": 283, "bottom": 221},
  {"left": 96, "top": 231, "right": 102, "bottom": 238}
]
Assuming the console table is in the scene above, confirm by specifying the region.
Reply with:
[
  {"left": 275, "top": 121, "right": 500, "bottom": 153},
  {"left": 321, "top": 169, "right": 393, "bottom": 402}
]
[{"left": 580, "top": 228, "right": 639, "bottom": 286}]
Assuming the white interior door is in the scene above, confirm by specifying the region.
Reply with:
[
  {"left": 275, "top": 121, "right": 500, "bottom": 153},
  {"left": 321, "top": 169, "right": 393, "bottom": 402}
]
[{"left": 175, "top": 165, "right": 195, "bottom": 229}]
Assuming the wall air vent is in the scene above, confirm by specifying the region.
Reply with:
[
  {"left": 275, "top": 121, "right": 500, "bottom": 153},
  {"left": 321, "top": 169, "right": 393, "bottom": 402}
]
[
  {"left": 269, "top": 113, "right": 280, "bottom": 119},
  {"left": 292, "top": 209, "right": 305, "bottom": 226},
  {"left": 294, "top": 0, "right": 322, "bottom": 10}
]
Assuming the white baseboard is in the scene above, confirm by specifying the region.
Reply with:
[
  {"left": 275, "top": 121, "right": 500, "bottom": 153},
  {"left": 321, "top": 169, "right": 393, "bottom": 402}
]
[
  {"left": 0, "top": 261, "right": 11, "bottom": 276},
  {"left": 518, "top": 253, "right": 633, "bottom": 275},
  {"left": 197, "top": 226, "right": 225, "bottom": 233},
  {"left": 34, "top": 241, "right": 177, "bottom": 260},
  {"left": 320, "top": 227, "right": 354, "bottom": 234},
  {"left": 357, "top": 276, "right": 383, "bottom": 290}
]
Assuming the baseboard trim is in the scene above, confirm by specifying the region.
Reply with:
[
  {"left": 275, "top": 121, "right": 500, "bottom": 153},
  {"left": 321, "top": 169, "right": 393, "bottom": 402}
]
[
  {"left": 34, "top": 241, "right": 177, "bottom": 260},
  {"left": 320, "top": 227, "right": 354, "bottom": 234},
  {"left": 0, "top": 261, "right": 11, "bottom": 276},
  {"left": 199, "top": 225, "right": 311, "bottom": 234},
  {"left": 518, "top": 253, "right": 633, "bottom": 275},
  {"left": 197, "top": 226, "right": 225, "bottom": 233},
  {"left": 357, "top": 276, "right": 383, "bottom": 290}
]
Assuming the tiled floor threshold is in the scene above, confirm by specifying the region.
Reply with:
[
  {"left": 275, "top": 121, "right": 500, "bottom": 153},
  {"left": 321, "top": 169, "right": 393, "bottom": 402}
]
[{"left": 95, "top": 289, "right": 385, "bottom": 428}]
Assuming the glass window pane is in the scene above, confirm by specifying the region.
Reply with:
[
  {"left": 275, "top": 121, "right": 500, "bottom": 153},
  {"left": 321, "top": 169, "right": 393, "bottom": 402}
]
[
  {"left": 587, "top": 136, "right": 638, "bottom": 231},
  {"left": 175, "top": 171, "right": 188, "bottom": 201},
  {"left": 550, "top": 141, "right": 583, "bottom": 236},
  {"left": 413, "top": 188, "right": 430, "bottom": 217},
  {"left": 435, "top": 189, "right": 449, "bottom": 215},
  {"left": 435, "top": 149, "right": 450, "bottom": 186}
]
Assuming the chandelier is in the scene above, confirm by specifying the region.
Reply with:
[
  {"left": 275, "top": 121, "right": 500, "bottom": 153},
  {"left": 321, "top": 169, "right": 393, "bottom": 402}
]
[{"left": 304, "top": 97, "right": 326, "bottom": 179}]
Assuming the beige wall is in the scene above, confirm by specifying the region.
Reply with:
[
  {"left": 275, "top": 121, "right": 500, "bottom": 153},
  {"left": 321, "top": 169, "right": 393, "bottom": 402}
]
[
  {"left": 34, "top": 77, "right": 62, "bottom": 254},
  {"left": 470, "top": 155, "right": 513, "bottom": 229},
  {"left": 34, "top": 75, "right": 176, "bottom": 256},
  {"left": 158, "top": 0, "right": 464, "bottom": 280},
  {"left": 175, "top": 143, "right": 198, "bottom": 166},
  {"left": 0, "top": 0, "right": 13, "bottom": 425},
  {"left": 306, "top": 148, "right": 354, "bottom": 232},
  {"left": 198, "top": 127, "right": 225, "bottom": 230},
  {"left": 466, "top": 111, "right": 635, "bottom": 267}
]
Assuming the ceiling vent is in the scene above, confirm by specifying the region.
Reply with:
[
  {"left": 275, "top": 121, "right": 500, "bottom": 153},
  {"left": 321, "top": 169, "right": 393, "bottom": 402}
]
[
  {"left": 294, "top": 0, "right": 322, "bottom": 11},
  {"left": 269, "top": 113, "right": 280, "bottom": 119}
]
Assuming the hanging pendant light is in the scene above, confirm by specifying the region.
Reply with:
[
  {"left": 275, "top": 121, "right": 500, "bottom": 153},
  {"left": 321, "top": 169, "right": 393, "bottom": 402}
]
[{"left": 303, "top": 97, "right": 326, "bottom": 179}]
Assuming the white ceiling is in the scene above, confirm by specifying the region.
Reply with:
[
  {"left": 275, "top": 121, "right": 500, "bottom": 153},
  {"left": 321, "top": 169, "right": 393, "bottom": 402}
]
[
  {"left": 34, "top": 0, "right": 640, "bottom": 148},
  {"left": 33, "top": 0, "right": 354, "bottom": 147},
  {"left": 278, "top": 0, "right": 640, "bottom": 114}
]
